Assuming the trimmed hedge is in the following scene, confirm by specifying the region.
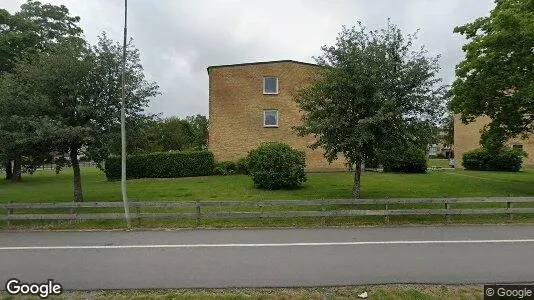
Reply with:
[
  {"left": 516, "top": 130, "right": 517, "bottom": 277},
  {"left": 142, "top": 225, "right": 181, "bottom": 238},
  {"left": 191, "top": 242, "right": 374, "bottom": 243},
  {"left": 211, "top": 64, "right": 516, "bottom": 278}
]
[
  {"left": 105, "top": 151, "right": 214, "bottom": 180},
  {"left": 247, "top": 142, "right": 306, "bottom": 190},
  {"left": 462, "top": 147, "right": 524, "bottom": 171},
  {"left": 383, "top": 146, "right": 428, "bottom": 173}
]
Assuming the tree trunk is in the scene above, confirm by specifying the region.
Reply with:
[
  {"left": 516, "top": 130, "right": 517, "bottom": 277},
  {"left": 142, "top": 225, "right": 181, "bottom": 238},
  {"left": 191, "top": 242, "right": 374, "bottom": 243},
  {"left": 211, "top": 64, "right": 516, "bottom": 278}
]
[
  {"left": 352, "top": 159, "right": 362, "bottom": 199},
  {"left": 10, "top": 156, "right": 22, "bottom": 183},
  {"left": 70, "top": 147, "right": 84, "bottom": 202},
  {"left": 4, "top": 161, "right": 13, "bottom": 181}
]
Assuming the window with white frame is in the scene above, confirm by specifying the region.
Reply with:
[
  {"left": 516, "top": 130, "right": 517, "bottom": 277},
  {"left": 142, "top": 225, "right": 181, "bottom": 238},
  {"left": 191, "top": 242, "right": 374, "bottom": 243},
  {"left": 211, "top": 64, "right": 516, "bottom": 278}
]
[
  {"left": 263, "top": 110, "right": 279, "bottom": 127},
  {"left": 263, "top": 77, "right": 278, "bottom": 94}
]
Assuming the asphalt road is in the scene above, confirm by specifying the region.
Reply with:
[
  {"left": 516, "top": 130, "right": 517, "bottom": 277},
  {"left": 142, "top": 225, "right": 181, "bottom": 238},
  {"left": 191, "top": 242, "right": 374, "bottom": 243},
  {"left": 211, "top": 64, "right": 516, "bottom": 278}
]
[{"left": 1, "top": 225, "right": 534, "bottom": 290}]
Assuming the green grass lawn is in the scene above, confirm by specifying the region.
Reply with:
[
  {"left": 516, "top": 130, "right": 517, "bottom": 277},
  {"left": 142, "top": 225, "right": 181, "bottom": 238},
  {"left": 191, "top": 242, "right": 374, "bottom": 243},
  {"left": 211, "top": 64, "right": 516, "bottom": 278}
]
[
  {"left": 428, "top": 158, "right": 452, "bottom": 168},
  {"left": 1, "top": 167, "right": 533, "bottom": 229},
  {"left": 1, "top": 167, "right": 533, "bottom": 203}
]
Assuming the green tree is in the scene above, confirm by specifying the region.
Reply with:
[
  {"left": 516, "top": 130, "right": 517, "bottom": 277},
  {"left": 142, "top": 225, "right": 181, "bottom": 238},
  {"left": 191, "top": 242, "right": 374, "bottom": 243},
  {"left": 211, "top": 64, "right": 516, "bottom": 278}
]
[
  {"left": 0, "top": 0, "right": 83, "bottom": 181},
  {"left": 143, "top": 117, "right": 195, "bottom": 152},
  {"left": 450, "top": 0, "right": 534, "bottom": 150},
  {"left": 295, "top": 22, "right": 445, "bottom": 198},
  {"left": 2, "top": 34, "right": 158, "bottom": 202},
  {"left": 185, "top": 114, "right": 209, "bottom": 149}
]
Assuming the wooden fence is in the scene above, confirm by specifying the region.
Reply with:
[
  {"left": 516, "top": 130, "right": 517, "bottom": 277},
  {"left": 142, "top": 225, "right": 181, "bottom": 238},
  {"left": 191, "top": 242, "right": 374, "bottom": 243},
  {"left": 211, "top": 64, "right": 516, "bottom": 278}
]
[{"left": 2, "top": 197, "right": 534, "bottom": 226}]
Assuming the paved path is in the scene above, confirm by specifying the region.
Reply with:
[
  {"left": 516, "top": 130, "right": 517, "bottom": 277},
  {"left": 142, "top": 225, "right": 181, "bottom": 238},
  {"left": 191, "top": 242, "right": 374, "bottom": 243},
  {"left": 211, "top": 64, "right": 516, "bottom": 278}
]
[{"left": 1, "top": 225, "right": 534, "bottom": 289}]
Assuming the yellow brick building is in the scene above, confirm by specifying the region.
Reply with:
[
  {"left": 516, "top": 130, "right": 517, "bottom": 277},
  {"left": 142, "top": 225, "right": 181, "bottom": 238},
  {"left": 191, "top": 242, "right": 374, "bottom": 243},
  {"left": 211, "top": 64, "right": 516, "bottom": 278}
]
[
  {"left": 207, "top": 60, "right": 347, "bottom": 170},
  {"left": 454, "top": 115, "right": 534, "bottom": 168}
]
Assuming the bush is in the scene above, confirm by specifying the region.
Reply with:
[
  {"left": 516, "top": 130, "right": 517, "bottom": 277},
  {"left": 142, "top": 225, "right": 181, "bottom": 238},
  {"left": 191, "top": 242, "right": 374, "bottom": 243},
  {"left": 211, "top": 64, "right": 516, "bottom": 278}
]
[
  {"left": 383, "top": 146, "right": 427, "bottom": 173},
  {"left": 235, "top": 157, "right": 249, "bottom": 174},
  {"left": 213, "top": 161, "right": 237, "bottom": 176},
  {"left": 104, "top": 151, "right": 214, "bottom": 180},
  {"left": 462, "top": 147, "right": 524, "bottom": 171},
  {"left": 246, "top": 142, "right": 306, "bottom": 189}
]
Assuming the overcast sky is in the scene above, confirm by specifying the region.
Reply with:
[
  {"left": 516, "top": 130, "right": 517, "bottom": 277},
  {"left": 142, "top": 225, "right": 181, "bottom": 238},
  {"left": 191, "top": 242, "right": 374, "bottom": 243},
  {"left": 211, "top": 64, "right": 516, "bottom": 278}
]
[{"left": 4, "top": 0, "right": 495, "bottom": 118}]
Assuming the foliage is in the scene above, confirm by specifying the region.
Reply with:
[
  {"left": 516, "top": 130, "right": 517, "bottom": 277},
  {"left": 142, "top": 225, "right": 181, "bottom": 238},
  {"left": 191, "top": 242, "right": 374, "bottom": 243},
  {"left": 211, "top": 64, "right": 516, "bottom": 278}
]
[
  {"left": 235, "top": 157, "right": 249, "bottom": 175},
  {"left": 451, "top": 0, "right": 534, "bottom": 149},
  {"left": 104, "top": 151, "right": 214, "bottom": 180},
  {"left": 462, "top": 147, "right": 524, "bottom": 172},
  {"left": 441, "top": 113, "right": 454, "bottom": 147},
  {"left": 185, "top": 114, "right": 209, "bottom": 149},
  {"left": 383, "top": 146, "right": 428, "bottom": 173},
  {"left": 246, "top": 142, "right": 306, "bottom": 190},
  {"left": 213, "top": 161, "right": 237, "bottom": 176},
  {"left": 295, "top": 21, "right": 445, "bottom": 197},
  {"left": 0, "top": 1, "right": 84, "bottom": 182}
]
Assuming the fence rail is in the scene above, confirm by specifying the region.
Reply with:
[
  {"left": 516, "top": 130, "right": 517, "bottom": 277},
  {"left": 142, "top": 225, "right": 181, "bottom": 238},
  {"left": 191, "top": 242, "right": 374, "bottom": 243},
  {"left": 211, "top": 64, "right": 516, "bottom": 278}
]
[{"left": 2, "top": 197, "right": 534, "bottom": 226}]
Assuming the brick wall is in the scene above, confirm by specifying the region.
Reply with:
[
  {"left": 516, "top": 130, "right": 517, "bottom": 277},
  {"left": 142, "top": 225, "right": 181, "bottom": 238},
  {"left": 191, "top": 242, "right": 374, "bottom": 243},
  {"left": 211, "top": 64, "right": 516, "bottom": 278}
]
[{"left": 208, "top": 61, "right": 348, "bottom": 170}]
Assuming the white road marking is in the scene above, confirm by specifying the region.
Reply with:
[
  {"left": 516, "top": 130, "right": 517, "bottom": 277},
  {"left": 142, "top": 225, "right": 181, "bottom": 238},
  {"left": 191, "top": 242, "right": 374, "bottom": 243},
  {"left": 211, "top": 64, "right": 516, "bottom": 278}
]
[{"left": 1, "top": 239, "right": 534, "bottom": 250}]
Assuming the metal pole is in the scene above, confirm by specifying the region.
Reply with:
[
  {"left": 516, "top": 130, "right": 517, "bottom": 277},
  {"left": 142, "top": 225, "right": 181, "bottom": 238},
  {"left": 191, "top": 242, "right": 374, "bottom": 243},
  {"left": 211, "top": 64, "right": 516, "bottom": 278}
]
[{"left": 121, "top": 0, "right": 131, "bottom": 229}]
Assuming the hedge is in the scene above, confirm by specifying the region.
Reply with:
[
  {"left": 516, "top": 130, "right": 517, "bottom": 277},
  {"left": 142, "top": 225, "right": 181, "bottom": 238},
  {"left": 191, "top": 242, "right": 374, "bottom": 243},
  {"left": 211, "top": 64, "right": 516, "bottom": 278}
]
[
  {"left": 462, "top": 147, "right": 524, "bottom": 171},
  {"left": 383, "top": 146, "right": 428, "bottom": 173},
  {"left": 105, "top": 151, "right": 214, "bottom": 180}
]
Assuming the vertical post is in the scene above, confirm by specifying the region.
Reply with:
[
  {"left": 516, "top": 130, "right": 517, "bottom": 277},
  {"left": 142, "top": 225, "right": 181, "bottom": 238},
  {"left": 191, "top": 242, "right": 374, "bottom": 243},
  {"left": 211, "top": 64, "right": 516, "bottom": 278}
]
[
  {"left": 196, "top": 201, "right": 201, "bottom": 227},
  {"left": 321, "top": 198, "right": 326, "bottom": 226},
  {"left": 507, "top": 201, "right": 513, "bottom": 221},
  {"left": 120, "top": 0, "right": 131, "bottom": 229},
  {"left": 7, "top": 201, "right": 13, "bottom": 228},
  {"left": 385, "top": 203, "right": 389, "bottom": 224},
  {"left": 258, "top": 202, "right": 264, "bottom": 220},
  {"left": 135, "top": 203, "right": 141, "bottom": 226},
  {"left": 445, "top": 202, "right": 451, "bottom": 223}
]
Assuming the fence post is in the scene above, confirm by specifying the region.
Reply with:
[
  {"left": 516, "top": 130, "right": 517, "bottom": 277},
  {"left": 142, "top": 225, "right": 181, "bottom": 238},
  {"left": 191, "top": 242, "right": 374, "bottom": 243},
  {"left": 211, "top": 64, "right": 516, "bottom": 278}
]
[
  {"left": 196, "top": 201, "right": 201, "bottom": 228},
  {"left": 7, "top": 201, "right": 13, "bottom": 228},
  {"left": 258, "top": 202, "right": 264, "bottom": 220},
  {"left": 135, "top": 203, "right": 141, "bottom": 226},
  {"left": 385, "top": 203, "right": 389, "bottom": 224},
  {"left": 445, "top": 202, "right": 451, "bottom": 223},
  {"left": 507, "top": 201, "right": 513, "bottom": 221},
  {"left": 321, "top": 198, "right": 326, "bottom": 226}
]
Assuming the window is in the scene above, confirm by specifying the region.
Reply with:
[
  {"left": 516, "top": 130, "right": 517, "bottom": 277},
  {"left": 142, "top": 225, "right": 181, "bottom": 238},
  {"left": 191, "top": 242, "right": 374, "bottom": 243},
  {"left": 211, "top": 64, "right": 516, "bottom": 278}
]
[
  {"left": 263, "top": 77, "right": 278, "bottom": 94},
  {"left": 263, "top": 110, "right": 279, "bottom": 127},
  {"left": 512, "top": 144, "right": 523, "bottom": 150}
]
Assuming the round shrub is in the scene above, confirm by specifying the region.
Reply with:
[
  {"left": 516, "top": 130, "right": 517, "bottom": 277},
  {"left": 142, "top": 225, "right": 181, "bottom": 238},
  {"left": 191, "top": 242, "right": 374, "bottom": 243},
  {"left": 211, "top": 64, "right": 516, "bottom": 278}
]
[
  {"left": 246, "top": 142, "right": 306, "bottom": 189},
  {"left": 462, "top": 147, "right": 524, "bottom": 171},
  {"left": 383, "top": 146, "right": 427, "bottom": 173}
]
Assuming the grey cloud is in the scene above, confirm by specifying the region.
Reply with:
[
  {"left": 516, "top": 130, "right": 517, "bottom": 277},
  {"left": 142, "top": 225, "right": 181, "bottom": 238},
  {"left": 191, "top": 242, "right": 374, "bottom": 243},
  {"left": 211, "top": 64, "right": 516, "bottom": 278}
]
[{"left": 4, "top": 0, "right": 495, "bottom": 117}]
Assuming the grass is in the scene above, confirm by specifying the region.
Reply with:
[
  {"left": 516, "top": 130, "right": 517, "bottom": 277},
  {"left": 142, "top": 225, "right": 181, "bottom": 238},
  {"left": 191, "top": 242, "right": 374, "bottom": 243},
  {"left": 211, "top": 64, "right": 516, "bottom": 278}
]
[
  {"left": 1, "top": 167, "right": 533, "bottom": 230},
  {"left": 428, "top": 158, "right": 451, "bottom": 168},
  {"left": 1, "top": 167, "right": 534, "bottom": 202},
  {"left": 0, "top": 285, "right": 484, "bottom": 299}
]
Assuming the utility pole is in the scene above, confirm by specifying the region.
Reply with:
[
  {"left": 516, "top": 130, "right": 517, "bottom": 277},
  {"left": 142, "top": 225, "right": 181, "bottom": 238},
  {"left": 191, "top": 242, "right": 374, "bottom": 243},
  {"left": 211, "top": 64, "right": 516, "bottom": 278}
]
[{"left": 121, "top": 0, "right": 132, "bottom": 229}]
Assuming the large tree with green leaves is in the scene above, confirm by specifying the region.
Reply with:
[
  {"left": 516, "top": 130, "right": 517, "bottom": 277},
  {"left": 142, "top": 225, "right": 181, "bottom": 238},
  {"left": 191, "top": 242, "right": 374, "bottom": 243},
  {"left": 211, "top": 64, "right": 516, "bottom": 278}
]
[
  {"left": 450, "top": 0, "right": 534, "bottom": 150},
  {"left": 0, "top": 0, "right": 83, "bottom": 181},
  {"left": 2, "top": 33, "right": 158, "bottom": 202},
  {"left": 295, "top": 22, "right": 446, "bottom": 198}
]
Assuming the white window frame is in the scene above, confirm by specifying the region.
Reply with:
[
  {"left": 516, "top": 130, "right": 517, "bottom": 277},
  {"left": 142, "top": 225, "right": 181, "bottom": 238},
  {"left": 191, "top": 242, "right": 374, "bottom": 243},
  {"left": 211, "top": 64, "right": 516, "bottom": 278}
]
[
  {"left": 263, "top": 77, "right": 279, "bottom": 95},
  {"left": 263, "top": 109, "right": 279, "bottom": 127}
]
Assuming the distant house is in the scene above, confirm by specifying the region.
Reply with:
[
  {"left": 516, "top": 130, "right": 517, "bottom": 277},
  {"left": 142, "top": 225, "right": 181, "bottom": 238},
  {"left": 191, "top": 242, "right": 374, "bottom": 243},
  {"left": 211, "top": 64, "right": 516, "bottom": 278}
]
[
  {"left": 454, "top": 115, "right": 534, "bottom": 168},
  {"left": 207, "top": 60, "right": 347, "bottom": 171}
]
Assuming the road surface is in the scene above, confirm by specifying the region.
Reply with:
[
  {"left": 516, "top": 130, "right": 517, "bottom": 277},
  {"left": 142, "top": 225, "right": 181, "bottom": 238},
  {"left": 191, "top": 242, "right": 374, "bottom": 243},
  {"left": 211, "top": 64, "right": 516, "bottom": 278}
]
[{"left": 1, "top": 225, "right": 534, "bottom": 290}]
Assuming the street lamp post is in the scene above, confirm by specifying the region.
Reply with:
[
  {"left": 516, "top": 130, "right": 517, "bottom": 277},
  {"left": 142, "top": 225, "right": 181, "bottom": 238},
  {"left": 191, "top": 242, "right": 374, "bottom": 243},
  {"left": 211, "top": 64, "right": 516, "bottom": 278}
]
[{"left": 121, "top": 0, "right": 131, "bottom": 229}]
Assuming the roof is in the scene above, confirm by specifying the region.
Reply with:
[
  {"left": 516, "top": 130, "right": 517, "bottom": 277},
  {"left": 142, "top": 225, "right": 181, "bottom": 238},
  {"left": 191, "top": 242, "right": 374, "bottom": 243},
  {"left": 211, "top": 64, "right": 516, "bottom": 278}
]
[{"left": 206, "top": 59, "right": 319, "bottom": 72}]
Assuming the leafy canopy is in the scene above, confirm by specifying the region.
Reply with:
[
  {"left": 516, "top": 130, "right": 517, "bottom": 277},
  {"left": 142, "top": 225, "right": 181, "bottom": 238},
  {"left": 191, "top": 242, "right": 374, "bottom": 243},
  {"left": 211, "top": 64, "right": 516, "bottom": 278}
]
[
  {"left": 296, "top": 21, "right": 446, "bottom": 167},
  {"left": 450, "top": 0, "right": 534, "bottom": 149}
]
